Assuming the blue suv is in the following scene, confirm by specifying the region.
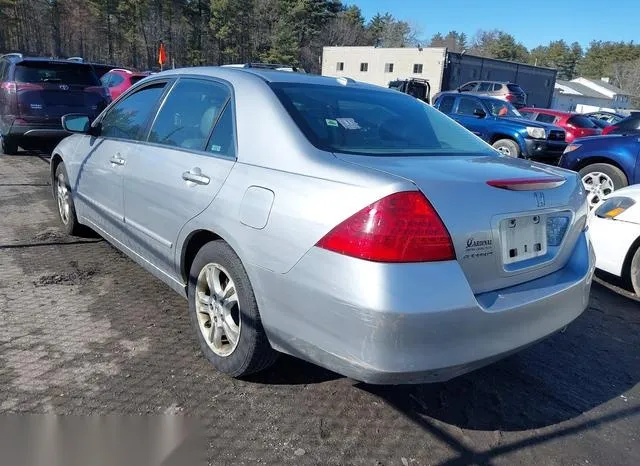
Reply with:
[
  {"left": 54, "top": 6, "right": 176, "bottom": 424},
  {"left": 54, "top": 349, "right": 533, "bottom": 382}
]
[{"left": 433, "top": 92, "right": 567, "bottom": 159}]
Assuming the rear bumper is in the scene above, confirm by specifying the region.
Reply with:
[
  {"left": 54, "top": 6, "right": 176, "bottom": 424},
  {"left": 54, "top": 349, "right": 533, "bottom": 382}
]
[
  {"left": 524, "top": 138, "right": 567, "bottom": 159},
  {"left": 8, "top": 121, "right": 69, "bottom": 144},
  {"left": 251, "top": 232, "right": 594, "bottom": 385}
]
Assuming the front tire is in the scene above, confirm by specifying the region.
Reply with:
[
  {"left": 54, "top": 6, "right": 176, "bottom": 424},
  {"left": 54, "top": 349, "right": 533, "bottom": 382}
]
[
  {"left": 54, "top": 162, "right": 82, "bottom": 235},
  {"left": 492, "top": 138, "right": 520, "bottom": 157},
  {"left": 1, "top": 135, "right": 19, "bottom": 155},
  {"left": 578, "top": 163, "right": 628, "bottom": 208},
  {"left": 188, "top": 240, "right": 277, "bottom": 377},
  {"left": 628, "top": 246, "right": 640, "bottom": 296}
]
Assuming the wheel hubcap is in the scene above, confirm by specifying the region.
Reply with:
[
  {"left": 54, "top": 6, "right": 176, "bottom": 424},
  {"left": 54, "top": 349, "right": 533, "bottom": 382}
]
[
  {"left": 497, "top": 146, "right": 512, "bottom": 156},
  {"left": 582, "top": 172, "right": 615, "bottom": 208},
  {"left": 195, "top": 263, "right": 240, "bottom": 357},
  {"left": 56, "top": 173, "right": 70, "bottom": 225}
]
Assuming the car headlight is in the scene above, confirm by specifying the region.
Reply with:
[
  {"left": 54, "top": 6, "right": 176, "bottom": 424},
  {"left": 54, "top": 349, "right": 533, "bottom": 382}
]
[
  {"left": 595, "top": 197, "right": 636, "bottom": 218},
  {"left": 563, "top": 143, "right": 581, "bottom": 154},
  {"left": 526, "top": 127, "right": 546, "bottom": 139}
]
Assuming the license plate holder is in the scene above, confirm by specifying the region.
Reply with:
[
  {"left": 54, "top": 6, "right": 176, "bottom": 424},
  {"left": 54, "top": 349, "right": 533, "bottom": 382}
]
[{"left": 500, "top": 214, "right": 547, "bottom": 265}]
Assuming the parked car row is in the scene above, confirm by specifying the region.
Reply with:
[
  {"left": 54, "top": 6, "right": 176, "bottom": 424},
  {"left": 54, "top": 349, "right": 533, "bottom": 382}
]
[{"left": 0, "top": 53, "right": 153, "bottom": 154}]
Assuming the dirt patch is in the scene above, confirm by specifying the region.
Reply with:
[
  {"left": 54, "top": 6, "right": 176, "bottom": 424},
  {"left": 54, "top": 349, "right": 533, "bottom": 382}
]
[{"left": 34, "top": 261, "right": 98, "bottom": 286}]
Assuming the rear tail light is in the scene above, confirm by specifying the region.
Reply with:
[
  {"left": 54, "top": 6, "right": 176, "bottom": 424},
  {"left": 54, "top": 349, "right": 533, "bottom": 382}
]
[
  {"left": 505, "top": 94, "right": 515, "bottom": 102},
  {"left": 316, "top": 191, "right": 455, "bottom": 262}
]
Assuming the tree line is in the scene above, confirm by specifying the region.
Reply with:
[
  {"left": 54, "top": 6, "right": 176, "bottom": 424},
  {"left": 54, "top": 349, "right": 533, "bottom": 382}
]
[{"left": 0, "top": 1, "right": 638, "bottom": 101}]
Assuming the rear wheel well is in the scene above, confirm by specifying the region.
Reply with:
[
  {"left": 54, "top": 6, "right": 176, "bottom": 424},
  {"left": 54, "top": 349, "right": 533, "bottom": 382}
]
[
  {"left": 574, "top": 157, "right": 627, "bottom": 178},
  {"left": 181, "top": 230, "right": 222, "bottom": 286}
]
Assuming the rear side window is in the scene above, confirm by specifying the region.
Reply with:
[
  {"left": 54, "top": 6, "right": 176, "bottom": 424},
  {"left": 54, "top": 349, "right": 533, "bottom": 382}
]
[
  {"left": 269, "top": 83, "right": 494, "bottom": 156},
  {"left": 492, "top": 83, "right": 504, "bottom": 92},
  {"left": 456, "top": 96, "right": 481, "bottom": 116},
  {"left": 437, "top": 95, "right": 455, "bottom": 114},
  {"left": 477, "top": 82, "right": 492, "bottom": 92},
  {"left": 568, "top": 115, "right": 598, "bottom": 128},
  {"left": 148, "top": 78, "right": 229, "bottom": 151},
  {"left": 519, "top": 111, "right": 534, "bottom": 119},
  {"left": 14, "top": 62, "right": 99, "bottom": 86},
  {"left": 206, "top": 104, "right": 236, "bottom": 158},
  {"left": 535, "top": 113, "right": 556, "bottom": 124},
  {"left": 100, "top": 83, "right": 166, "bottom": 141},
  {"left": 507, "top": 84, "right": 524, "bottom": 93}
]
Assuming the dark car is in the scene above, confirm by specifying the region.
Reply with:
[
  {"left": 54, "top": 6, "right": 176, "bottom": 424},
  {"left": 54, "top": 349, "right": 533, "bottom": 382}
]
[
  {"left": 0, "top": 53, "right": 110, "bottom": 154},
  {"left": 602, "top": 114, "right": 640, "bottom": 135},
  {"left": 584, "top": 111, "right": 626, "bottom": 126},
  {"left": 433, "top": 92, "right": 566, "bottom": 159},
  {"left": 559, "top": 134, "right": 640, "bottom": 207},
  {"left": 519, "top": 108, "right": 602, "bottom": 143}
]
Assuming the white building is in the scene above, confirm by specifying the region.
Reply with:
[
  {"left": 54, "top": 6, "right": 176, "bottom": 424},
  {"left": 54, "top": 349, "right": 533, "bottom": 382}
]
[
  {"left": 322, "top": 46, "right": 448, "bottom": 93},
  {"left": 552, "top": 77, "right": 633, "bottom": 113}
]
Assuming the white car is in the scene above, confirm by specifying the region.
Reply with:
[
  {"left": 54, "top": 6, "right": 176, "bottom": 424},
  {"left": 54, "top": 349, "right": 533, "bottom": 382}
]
[{"left": 589, "top": 185, "right": 640, "bottom": 294}]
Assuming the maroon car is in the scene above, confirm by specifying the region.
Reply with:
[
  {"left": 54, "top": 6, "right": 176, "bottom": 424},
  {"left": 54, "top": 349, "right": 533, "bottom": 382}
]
[
  {"left": 0, "top": 53, "right": 111, "bottom": 154},
  {"left": 519, "top": 108, "right": 602, "bottom": 143}
]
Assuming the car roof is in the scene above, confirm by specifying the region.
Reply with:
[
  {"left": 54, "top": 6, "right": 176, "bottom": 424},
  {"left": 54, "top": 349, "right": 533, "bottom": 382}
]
[{"left": 157, "top": 66, "right": 386, "bottom": 90}]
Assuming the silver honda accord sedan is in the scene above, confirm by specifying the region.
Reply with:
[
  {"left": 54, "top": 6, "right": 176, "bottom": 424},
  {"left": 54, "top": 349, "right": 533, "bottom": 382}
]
[{"left": 50, "top": 67, "right": 595, "bottom": 384}]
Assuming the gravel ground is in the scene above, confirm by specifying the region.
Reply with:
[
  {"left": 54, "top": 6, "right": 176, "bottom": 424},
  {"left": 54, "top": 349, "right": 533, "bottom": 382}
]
[{"left": 0, "top": 152, "right": 638, "bottom": 465}]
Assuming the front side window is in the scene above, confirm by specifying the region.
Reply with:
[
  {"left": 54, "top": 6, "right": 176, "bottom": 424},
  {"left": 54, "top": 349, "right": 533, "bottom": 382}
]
[
  {"left": 269, "top": 83, "right": 494, "bottom": 157},
  {"left": 458, "top": 82, "right": 477, "bottom": 92},
  {"left": 148, "top": 78, "right": 230, "bottom": 151},
  {"left": 360, "top": 63, "right": 368, "bottom": 72},
  {"left": 413, "top": 64, "right": 423, "bottom": 74},
  {"left": 477, "top": 82, "right": 492, "bottom": 92},
  {"left": 384, "top": 63, "right": 394, "bottom": 73},
  {"left": 100, "top": 83, "right": 166, "bottom": 141}
]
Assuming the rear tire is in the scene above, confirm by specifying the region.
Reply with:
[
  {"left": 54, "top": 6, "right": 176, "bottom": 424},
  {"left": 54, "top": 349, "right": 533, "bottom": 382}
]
[
  {"left": 188, "top": 240, "right": 278, "bottom": 377},
  {"left": 1, "top": 135, "right": 19, "bottom": 155},
  {"left": 492, "top": 139, "right": 520, "bottom": 158},
  {"left": 578, "top": 163, "right": 628, "bottom": 208},
  {"left": 628, "top": 246, "right": 640, "bottom": 296}
]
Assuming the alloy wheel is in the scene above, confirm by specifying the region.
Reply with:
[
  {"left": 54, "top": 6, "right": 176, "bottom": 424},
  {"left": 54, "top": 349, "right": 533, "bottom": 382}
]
[
  {"left": 56, "top": 173, "right": 70, "bottom": 225},
  {"left": 582, "top": 172, "right": 615, "bottom": 207},
  {"left": 195, "top": 263, "right": 241, "bottom": 357}
]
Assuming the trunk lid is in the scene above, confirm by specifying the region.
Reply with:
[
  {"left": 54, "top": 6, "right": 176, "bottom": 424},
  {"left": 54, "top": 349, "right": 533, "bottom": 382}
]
[{"left": 335, "top": 153, "right": 588, "bottom": 293}]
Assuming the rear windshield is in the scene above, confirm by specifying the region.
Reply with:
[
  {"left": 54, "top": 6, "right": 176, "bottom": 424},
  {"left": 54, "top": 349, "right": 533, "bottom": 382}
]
[
  {"left": 270, "top": 83, "right": 495, "bottom": 156},
  {"left": 506, "top": 84, "right": 524, "bottom": 93},
  {"left": 14, "top": 62, "right": 99, "bottom": 86},
  {"left": 568, "top": 115, "right": 598, "bottom": 129}
]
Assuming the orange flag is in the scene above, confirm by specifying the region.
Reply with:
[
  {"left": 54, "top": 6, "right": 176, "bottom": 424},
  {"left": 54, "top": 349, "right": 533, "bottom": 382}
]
[{"left": 158, "top": 42, "right": 166, "bottom": 66}]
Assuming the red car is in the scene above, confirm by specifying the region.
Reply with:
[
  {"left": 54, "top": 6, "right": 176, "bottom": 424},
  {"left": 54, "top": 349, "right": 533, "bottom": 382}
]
[
  {"left": 519, "top": 108, "right": 602, "bottom": 143},
  {"left": 99, "top": 68, "right": 150, "bottom": 100}
]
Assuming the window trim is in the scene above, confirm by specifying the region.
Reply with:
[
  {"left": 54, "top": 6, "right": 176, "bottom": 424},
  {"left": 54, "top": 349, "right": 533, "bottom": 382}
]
[{"left": 95, "top": 75, "right": 238, "bottom": 161}]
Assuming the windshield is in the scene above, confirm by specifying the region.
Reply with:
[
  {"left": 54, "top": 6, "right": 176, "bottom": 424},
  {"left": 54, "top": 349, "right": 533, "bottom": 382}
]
[
  {"left": 270, "top": 83, "right": 495, "bottom": 156},
  {"left": 482, "top": 98, "right": 522, "bottom": 118},
  {"left": 15, "top": 62, "right": 100, "bottom": 86}
]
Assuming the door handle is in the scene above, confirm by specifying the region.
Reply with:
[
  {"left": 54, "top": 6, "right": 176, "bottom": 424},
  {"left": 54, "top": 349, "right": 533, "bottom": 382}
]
[
  {"left": 182, "top": 168, "right": 210, "bottom": 185},
  {"left": 110, "top": 154, "right": 126, "bottom": 166}
]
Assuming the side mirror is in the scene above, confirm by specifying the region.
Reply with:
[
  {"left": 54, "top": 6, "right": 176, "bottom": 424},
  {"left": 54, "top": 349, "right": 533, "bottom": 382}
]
[
  {"left": 62, "top": 114, "right": 91, "bottom": 133},
  {"left": 473, "top": 108, "right": 486, "bottom": 118}
]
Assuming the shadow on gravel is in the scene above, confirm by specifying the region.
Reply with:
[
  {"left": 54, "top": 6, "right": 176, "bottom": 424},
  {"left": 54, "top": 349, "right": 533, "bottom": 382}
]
[
  {"left": 243, "top": 354, "right": 342, "bottom": 385},
  {"left": 360, "top": 282, "right": 639, "bottom": 434}
]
